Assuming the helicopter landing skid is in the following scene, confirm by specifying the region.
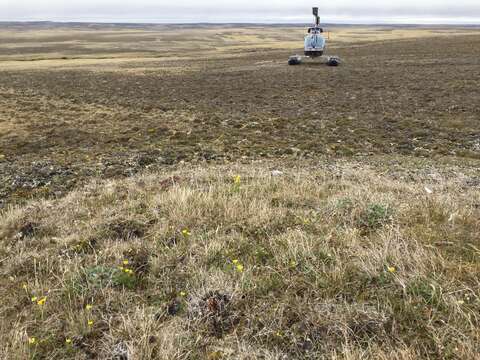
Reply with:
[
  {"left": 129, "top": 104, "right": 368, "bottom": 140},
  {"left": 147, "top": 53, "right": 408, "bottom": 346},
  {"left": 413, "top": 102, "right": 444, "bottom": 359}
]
[{"left": 288, "top": 55, "right": 341, "bottom": 66}]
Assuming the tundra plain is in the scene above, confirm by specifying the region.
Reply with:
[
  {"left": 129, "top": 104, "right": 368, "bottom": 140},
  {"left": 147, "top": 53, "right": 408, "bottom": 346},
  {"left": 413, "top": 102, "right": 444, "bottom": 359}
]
[{"left": 0, "top": 24, "right": 479, "bottom": 359}]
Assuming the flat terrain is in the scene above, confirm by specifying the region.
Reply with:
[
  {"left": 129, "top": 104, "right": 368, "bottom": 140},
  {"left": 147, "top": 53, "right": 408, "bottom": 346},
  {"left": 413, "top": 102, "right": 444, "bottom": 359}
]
[
  {"left": 0, "top": 23, "right": 479, "bottom": 359},
  {"left": 0, "top": 24, "right": 479, "bottom": 206}
]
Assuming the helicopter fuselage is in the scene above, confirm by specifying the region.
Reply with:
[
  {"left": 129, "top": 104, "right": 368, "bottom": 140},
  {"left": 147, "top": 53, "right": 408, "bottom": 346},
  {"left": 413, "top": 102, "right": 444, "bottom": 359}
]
[{"left": 304, "top": 27, "right": 326, "bottom": 57}]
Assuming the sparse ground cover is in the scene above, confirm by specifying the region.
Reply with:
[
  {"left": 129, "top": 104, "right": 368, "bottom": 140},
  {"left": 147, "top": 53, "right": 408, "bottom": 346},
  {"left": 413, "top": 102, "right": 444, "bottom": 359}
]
[{"left": 0, "top": 24, "right": 479, "bottom": 358}]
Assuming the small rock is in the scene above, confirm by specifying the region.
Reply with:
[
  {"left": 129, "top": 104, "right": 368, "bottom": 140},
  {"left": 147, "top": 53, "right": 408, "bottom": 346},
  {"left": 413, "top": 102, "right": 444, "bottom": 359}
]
[
  {"left": 111, "top": 341, "right": 129, "bottom": 360},
  {"left": 271, "top": 170, "right": 283, "bottom": 177}
]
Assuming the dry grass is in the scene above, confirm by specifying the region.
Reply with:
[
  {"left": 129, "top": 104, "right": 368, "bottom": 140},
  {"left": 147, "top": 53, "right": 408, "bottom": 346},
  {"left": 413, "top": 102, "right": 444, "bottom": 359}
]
[
  {"left": 1, "top": 161, "right": 478, "bottom": 359},
  {"left": 1, "top": 23, "right": 479, "bottom": 359},
  {"left": 1, "top": 25, "right": 479, "bottom": 70}
]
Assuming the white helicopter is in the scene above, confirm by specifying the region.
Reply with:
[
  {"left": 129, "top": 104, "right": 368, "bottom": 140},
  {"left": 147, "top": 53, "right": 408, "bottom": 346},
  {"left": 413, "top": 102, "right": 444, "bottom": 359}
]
[{"left": 288, "top": 7, "right": 340, "bottom": 66}]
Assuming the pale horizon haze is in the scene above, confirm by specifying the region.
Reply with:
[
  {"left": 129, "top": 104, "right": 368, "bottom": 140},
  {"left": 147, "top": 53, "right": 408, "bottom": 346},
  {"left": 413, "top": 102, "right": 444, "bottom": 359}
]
[{"left": 1, "top": 0, "right": 480, "bottom": 24}]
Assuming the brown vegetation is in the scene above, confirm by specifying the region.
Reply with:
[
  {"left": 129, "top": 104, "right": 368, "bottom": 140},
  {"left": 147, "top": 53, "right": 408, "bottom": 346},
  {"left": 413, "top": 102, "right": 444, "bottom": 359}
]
[
  {"left": 1, "top": 161, "right": 479, "bottom": 358},
  {"left": 0, "top": 24, "right": 479, "bottom": 358}
]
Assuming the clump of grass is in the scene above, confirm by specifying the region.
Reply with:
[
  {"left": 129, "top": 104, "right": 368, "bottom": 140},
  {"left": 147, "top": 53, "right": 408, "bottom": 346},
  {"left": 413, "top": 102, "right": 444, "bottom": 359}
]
[
  {"left": 0, "top": 162, "right": 479, "bottom": 359},
  {"left": 357, "top": 203, "right": 393, "bottom": 233}
]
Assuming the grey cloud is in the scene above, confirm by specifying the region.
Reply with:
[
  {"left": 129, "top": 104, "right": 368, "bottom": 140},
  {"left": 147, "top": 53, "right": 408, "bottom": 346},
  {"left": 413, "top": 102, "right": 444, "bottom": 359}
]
[{"left": 1, "top": 0, "right": 480, "bottom": 23}]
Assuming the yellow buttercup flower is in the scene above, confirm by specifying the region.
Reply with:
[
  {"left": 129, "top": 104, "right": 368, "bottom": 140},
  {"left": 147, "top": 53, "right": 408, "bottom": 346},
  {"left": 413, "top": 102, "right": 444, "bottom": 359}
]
[
  {"left": 181, "top": 229, "right": 191, "bottom": 237},
  {"left": 123, "top": 260, "right": 129, "bottom": 265},
  {"left": 232, "top": 259, "right": 239, "bottom": 264},
  {"left": 236, "top": 264, "right": 244, "bottom": 272},
  {"left": 65, "top": 338, "right": 72, "bottom": 344},
  {"left": 179, "top": 291, "right": 187, "bottom": 297},
  {"left": 233, "top": 175, "right": 241, "bottom": 184},
  {"left": 87, "top": 320, "right": 94, "bottom": 326},
  {"left": 387, "top": 266, "right": 396, "bottom": 273},
  {"left": 37, "top": 297, "right": 47, "bottom": 306},
  {"left": 85, "top": 304, "right": 93, "bottom": 310},
  {"left": 28, "top": 337, "right": 36, "bottom": 345},
  {"left": 121, "top": 268, "right": 134, "bottom": 275},
  {"left": 31, "top": 296, "right": 38, "bottom": 302},
  {"left": 289, "top": 260, "right": 298, "bottom": 268}
]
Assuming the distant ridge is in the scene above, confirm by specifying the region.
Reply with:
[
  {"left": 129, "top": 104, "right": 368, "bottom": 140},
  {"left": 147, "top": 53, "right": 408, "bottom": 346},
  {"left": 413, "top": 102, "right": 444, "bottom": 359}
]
[{"left": 1, "top": 21, "right": 480, "bottom": 28}]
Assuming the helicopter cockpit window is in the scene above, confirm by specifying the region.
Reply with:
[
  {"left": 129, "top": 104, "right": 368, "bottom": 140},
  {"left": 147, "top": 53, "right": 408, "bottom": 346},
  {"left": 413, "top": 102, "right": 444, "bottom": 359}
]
[{"left": 308, "top": 27, "right": 324, "bottom": 35}]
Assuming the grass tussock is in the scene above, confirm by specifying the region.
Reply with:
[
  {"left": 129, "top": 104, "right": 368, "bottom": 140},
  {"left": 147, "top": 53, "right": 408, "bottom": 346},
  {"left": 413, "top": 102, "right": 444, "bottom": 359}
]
[{"left": 0, "top": 163, "right": 479, "bottom": 359}]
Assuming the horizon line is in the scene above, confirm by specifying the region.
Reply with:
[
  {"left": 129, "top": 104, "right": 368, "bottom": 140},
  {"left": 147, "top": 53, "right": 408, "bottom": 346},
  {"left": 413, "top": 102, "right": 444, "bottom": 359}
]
[{"left": 2, "top": 20, "right": 480, "bottom": 26}]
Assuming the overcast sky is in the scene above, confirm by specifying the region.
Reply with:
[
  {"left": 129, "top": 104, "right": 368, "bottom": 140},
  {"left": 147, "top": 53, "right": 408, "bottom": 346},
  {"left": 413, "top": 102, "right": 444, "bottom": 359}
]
[{"left": 1, "top": 0, "right": 480, "bottom": 24}]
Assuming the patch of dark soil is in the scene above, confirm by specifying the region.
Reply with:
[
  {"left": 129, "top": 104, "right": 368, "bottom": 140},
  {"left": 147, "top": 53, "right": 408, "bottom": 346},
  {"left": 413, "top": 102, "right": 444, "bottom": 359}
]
[
  {"left": 188, "top": 291, "right": 239, "bottom": 338},
  {"left": 122, "top": 247, "right": 151, "bottom": 276},
  {"left": 102, "top": 218, "right": 147, "bottom": 241},
  {"left": 16, "top": 222, "right": 39, "bottom": 240}
]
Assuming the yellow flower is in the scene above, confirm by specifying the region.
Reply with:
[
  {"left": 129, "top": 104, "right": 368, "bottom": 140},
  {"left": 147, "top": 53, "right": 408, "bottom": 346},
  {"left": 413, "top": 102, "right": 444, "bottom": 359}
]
[
  {"left": 65, "top": 338, "right": 72, "bottom": 344},
  {"left": 28, "top": 337, "right": 36, "bottom": 345},
  {"left": 232, "top": 259, "right": 239, "bottom": 264},
  {"left": 289, "top": 260, "right": 298, "bottom": 268},
  {"left": 123, "top": 260, "right": 129, "bottom": 265},
  {"left": 179, "top": 291, "right": 187, "bottom": 297},
  {"left": 87, "top": 320, "right": 94, "bottom": 326},
  {"left": 387, "top": 266, "right": 396, "bottom": 273},
  {"left": 85, "top": 304, "right": 93, "bottom": 310},
  {"left": 121, "top": 268, "right": 134, "bottom": 275},
  {"left": 31, "top": 296, "right": 38, "bottom": 302},
  {"left": 37, "top": 297, "right": 47, "bottom": 306},
  {"left": 181, "top": 229, "right": 191, "bottom": 237},
  {"left": 233, "top": 175, "right": 241, "bottom": 184},
  {"left": 236, "top": 264, "right": 244, "bottom": 272}
]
